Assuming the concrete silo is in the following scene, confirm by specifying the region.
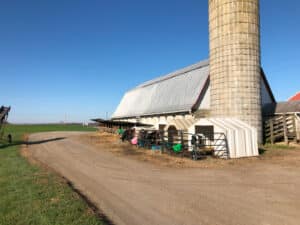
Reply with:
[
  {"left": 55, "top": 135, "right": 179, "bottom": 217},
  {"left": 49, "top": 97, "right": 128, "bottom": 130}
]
[{"left": 209, "top": 0, "right": 262, "bottom": 143}]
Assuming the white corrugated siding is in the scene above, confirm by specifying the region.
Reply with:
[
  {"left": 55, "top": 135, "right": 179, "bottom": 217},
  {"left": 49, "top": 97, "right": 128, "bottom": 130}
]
[
  {"left": 112, "top": 61, "right": 209, "bottom": 119},
  {"left": 189, "top": 118, "right": 258, "bottom": 158}
]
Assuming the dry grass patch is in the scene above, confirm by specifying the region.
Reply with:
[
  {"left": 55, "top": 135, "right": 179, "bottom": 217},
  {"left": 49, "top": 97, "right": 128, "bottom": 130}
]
[{"left": 80, "top": 132, "right": 300, "bottom": 169}]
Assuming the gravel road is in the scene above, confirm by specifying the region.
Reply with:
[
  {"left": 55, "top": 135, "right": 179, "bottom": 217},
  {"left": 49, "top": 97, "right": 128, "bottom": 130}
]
[{"left": 28, "top": 132, "right": 300, "bottom": 225}]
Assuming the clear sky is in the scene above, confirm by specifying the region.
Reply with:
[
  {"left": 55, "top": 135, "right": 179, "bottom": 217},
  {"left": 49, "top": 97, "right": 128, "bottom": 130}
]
[{"left": 1, "top": 0, "right": 300, "bottom": 123}]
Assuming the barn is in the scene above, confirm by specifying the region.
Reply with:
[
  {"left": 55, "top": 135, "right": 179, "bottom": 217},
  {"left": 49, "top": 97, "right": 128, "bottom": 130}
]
[
  {"left": 108, "top": 0, "right": 299, "bottom": 158},
  {"left": 112, "top": 60, "right": 275, "bottom": 158}
]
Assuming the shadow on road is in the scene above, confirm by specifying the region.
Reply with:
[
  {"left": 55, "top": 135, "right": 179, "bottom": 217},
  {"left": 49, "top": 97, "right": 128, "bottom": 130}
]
[{"left": 0, "top": 137, "right": 66, "bottom": 149}]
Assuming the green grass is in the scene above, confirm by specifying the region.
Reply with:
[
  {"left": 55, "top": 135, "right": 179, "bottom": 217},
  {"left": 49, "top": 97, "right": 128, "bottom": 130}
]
[
  {"left": 0, "top": 124, "right": 105, "bottom": 225},
  {"left": 4, "top": 124, "right": 97, "bottom": 140},
  {"left": 263, "top": 143, "right": 296, "bottom": 150}
]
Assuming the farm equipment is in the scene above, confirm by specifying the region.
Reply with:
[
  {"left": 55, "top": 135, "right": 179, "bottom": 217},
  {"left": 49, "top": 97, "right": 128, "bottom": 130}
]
[{"left": 0, "top": 106, "right": 11, "bottom": 140}]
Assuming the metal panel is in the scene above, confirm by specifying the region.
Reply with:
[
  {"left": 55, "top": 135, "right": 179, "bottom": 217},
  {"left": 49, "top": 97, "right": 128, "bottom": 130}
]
[{"left": 112, "top": 60, "right": 209, "bottom": 119}]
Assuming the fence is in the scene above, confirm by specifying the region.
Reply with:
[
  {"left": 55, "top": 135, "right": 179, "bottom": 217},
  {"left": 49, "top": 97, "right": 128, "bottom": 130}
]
[
  {"left": 135, "top": 129, "right": 228, "bottom": 160},
  {"left": 296, "top": 115, "right": 300, "bottom": 141},
  {"left": 264, "top": 114, "right": 298, "bottom": 144}
]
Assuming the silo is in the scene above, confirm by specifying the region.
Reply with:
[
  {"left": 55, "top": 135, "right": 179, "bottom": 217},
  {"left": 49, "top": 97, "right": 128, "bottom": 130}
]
[{"left": 209, "top": 0, "right": 262, "bottom": 143}]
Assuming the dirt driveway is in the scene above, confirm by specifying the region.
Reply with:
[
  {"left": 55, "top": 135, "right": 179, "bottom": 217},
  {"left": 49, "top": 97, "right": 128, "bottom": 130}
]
[{"left": 27, "top": 132, "right": 300, "bottom": 225}]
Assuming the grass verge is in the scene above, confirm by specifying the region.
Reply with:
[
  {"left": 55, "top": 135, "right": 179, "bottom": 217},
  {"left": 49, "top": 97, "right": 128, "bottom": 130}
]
[{"left": 0, "top": 124, "right": 106, "bottom": 225}]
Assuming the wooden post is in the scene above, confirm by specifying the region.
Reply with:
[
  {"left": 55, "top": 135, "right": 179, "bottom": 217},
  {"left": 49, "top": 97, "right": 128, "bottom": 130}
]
[
  {"left": 180, "top": 131, "right": 184, "bottom": 145},
  {"left": 270, "top": 119, "right": 274, "bottom": 145},
  {"left": 160, "top": 130, "right": 165, "bottom": 153},
  {"left": 292, "top": 114, "right": 297, "bottom": 142},
  {"left": 283, "top": 114, "right": 288, "bottom": 144}
]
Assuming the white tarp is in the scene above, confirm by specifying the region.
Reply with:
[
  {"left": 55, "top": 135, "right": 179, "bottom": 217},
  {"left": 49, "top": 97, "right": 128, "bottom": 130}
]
[{"left": 189, "top": 118, "right": 259, "bottom": 159}]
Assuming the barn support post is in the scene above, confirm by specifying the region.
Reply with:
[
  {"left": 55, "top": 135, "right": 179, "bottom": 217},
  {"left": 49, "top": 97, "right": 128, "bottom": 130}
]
[
  {"left": 179, "top": 130, "right": 184, "bottom": 157},
  {"left": 270, "top": 119, "right": 274, "bottom": 145},
  {"left": 160, "top": 130, "right": 165, "bottom": 153},
  {"left": 283, "top": 114, "right": 288, "bottom": 144},
  {"left": 180, "top": 131, "right": 184, "bottom": 145}
]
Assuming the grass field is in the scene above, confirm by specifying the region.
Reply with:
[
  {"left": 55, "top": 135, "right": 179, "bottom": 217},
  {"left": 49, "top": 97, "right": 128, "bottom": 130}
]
[{"left": 0, "top": 124, "right": 106, "bottom": 225}]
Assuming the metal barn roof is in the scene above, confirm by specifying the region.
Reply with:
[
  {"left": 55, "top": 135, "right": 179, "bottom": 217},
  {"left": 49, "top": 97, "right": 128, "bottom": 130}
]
[
  {"left": 112, "top": 60, "right": 209, "bottom": 119},
  {"left": 263, "top": 101, "right": 300, "bottom": 115}
]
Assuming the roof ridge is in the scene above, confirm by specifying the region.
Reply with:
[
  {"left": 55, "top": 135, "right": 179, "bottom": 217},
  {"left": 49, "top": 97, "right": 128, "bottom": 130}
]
[{"left": 133, "top": 59, "right": 209, "bottom": 90}]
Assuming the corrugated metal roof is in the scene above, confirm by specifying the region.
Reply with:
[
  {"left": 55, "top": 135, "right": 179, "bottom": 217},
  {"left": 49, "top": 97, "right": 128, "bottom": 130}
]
[
  {"left": 112, "top": 60, "right": 209, "bottom": 119},
  {"left": 263, "top": 101, "right": 300, "bottom": 115}
]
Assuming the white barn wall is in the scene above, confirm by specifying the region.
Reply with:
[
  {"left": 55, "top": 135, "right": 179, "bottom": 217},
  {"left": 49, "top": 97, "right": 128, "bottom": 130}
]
[{"left": 197, "top": 86, "right": 210, "bottom": 110}]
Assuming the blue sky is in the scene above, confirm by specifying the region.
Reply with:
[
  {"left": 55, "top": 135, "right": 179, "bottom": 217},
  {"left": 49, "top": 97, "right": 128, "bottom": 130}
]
[{"left": 1, "top": 0, "right": 300, "bottom": 123}]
